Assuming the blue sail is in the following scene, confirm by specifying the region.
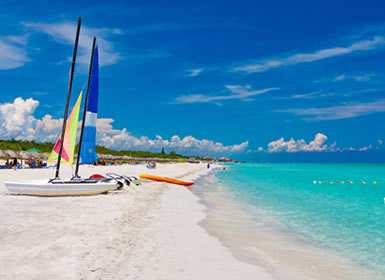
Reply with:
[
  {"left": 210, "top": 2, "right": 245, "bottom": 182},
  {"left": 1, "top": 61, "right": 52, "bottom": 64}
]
[{"left": 80, "top": 46, "right": 99, "bottom": 164}]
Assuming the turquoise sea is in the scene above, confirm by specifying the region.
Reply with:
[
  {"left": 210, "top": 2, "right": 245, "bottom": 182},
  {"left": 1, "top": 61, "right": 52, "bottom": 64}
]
[{"left": 196, "top": 163, "right": 385, "bottom": 278}]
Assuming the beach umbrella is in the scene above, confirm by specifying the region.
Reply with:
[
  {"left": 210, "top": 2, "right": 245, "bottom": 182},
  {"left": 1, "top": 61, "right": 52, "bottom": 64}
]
[
  {"left": 105, "top": 154, "right": 113, "bottom": 160},
  {"left": 4, "top": 150, "right": 18, "bottom": 158},
  {"left": 99, "top": 154, "right": 111, "bottom": 160},
  {"left": 18, "top": 151, "right": 31, "bottom": 160},
  {"left": 39, "top": 153, "right": 49, "bottom": 160},
  {"left": 0, "top": 150, "right": 8, "bottom": 159},
  {"left": 111, "top": 155, "right": 120, "bottom": 161},
  {"left": 28, "top": 152, "right": 41, "bottom": 159},
  {"left": 122, "top": 155, "right": 131, "bottom": 161}
]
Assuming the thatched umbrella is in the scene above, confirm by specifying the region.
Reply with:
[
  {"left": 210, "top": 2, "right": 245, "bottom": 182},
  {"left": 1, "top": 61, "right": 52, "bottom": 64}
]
[
  {"left": 4, "top": 150, "right": 18, "bottom": 159},
  {"left": 28, "top": 152, "right": 40, "bottom": 159},
  {"left": 100, "top": 154, "right": 111, "bottom": 159},
  {"left": 0, "top": 150, "right": 9, "bottom": 159},
  {"left": 39, "top": 153, "right": 49, "bottom": 160},
  {"left": 106, "top": 154, "right": 116, "bottom": 160},
  {"left": 18, "top": 151, "right": 31, "bottom": 160},
  {"left": 97, "top": 154, "right": 107, "bottom": 160},
  {"left": 122, "top": 155, "right": 131, "bottom": 161},
  {"left": 111, "top": 155, "right": 121, "bottom": 161}
]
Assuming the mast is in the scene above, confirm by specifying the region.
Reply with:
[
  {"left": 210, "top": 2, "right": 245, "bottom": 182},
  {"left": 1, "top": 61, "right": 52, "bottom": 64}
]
[
  {"left": 74, "top": 37, "right": 97, "bottom": 178},
  {"left": 54, "top": 17, "right": 81, "bottom": 179}
]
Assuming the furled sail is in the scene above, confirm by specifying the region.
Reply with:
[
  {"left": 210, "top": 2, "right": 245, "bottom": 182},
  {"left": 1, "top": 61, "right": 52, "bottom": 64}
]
[
  {"left": 79, "top": 45, "right": 99, "bottom": 164},
  {"left": 48, "top": 91, "right": 83, "bottom": 165}
]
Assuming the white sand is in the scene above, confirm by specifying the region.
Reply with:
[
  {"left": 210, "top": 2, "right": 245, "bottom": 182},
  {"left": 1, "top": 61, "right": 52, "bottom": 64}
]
[{"left": 0, "top": 163, "right": 272, "bottom": 280}]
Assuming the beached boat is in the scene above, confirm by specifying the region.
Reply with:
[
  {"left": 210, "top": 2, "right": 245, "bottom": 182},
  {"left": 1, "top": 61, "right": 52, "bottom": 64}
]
[
  {"left": 5, "top": 179, "right": 117, "bottom": 196},
  {"left": 4, "top": 18, "right": 118, "bottom": 196}
]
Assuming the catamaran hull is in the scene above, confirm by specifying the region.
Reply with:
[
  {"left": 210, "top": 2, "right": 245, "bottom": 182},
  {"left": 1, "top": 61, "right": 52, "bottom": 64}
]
[{"left": 4, "top": 180, "right": 118, "bottom": 196}]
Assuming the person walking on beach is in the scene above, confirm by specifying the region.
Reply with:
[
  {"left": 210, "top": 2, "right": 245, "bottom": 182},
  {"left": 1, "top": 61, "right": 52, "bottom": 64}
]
[{"left": 11, "top": 158, "right": 18, "bottom": 170}]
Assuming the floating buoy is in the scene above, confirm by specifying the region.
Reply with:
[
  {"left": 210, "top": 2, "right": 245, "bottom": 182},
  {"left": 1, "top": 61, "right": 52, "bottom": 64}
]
[{"left": 312, "top": 180, "right": 380, "bottom": 185}]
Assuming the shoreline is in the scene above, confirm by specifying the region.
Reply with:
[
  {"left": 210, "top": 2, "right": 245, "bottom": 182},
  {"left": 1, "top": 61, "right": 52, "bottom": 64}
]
[
  {"left": 2, "top": 163, "right": 379, "bottom": 279},
  {"left": 194, "top": 170, "right": 382, "bottom": 280},
  {"left": 0, "top": 163, "right": 272, "bottom": 280}
]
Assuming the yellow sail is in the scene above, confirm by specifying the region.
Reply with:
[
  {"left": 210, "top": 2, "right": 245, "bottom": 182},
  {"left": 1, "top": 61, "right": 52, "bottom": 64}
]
[{"left": 48, "top": 92, "right": 82, "bottom": 165}]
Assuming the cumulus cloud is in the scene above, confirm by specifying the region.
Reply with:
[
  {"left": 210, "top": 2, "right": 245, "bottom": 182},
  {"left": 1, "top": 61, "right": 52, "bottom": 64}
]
[
  {"left": 0, "top": 35, "right": 29, "bottom": 70},
  {"left": 0, "top": 97, "right": 38, "bottom": 139},
  {"left": 266, "top": 133, "right": 382, "bottom": 153},
  {"left": 0, "top": 97, "right": 59, "bottom": 142},
  {"left": 234, "top": 36, "right": 385, "bottom": 73},
  {"left": 95, "top": 118, "right": 248, "bottom": 154},
  {"left": 23, "top": 20, "right": 122, "bottom": 66},
  {"left": 175, "top": 85, "right": 279, "bottom": 104},
  {"left": 0, "top": 97, "right": 248, "bottom": 155},
  {"left": 268, "top": 133, "right": 329, "bottom": 152}
]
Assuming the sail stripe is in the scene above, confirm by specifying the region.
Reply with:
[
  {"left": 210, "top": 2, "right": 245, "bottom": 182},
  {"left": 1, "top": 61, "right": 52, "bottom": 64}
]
[
  {"left": 85, "top": 111, "right": 97, "bottom": 127},
  {"left": 79, "top": 46, "right": 98, "bottom": 164}
]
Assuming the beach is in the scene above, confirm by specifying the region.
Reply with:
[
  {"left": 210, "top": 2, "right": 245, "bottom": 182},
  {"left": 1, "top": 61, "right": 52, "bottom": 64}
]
[{"left": 0, "top": 163, "right": 272, "bottom": 280}]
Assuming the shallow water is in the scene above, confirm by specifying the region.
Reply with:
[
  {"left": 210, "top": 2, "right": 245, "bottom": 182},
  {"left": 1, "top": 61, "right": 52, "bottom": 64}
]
[{"left": 194, "top": 163, "right": 385, "bottom": 279}]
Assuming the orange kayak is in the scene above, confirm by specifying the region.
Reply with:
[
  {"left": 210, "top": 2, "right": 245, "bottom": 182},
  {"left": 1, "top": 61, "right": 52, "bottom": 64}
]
[{"left": 139, "top": 173, "right": 194, "bottom": 186}]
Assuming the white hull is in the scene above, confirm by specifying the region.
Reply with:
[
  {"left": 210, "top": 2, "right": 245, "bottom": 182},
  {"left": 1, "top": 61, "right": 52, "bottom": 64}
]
[{"left": 4, "top": 179, "right": 118, "bottom": 196}]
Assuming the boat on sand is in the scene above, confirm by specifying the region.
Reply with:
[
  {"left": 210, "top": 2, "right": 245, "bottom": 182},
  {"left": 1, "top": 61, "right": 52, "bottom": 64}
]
[
  {"left": 5, "top": 179, "right": 117, "bottom": 196},
  {"left": 4, "top": 18, "right": 118, "bottom": 196}
]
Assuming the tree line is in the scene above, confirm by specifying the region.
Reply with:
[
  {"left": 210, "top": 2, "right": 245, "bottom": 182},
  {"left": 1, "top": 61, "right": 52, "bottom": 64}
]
[{"left": 0, "top": 139, "right": 188, "bottom": 159}]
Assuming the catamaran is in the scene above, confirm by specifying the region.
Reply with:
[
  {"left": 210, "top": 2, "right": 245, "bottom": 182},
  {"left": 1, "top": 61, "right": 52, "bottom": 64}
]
[{"left": 4, "top": 18, "right": 119, "bottom": 196}]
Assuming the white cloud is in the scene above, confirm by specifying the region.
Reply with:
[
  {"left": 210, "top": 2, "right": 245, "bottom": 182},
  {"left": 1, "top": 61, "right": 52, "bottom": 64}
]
[
  {"left": 290, "top": 90, "right": 331, "bottom": 99},
  {"left": 280, "top": 99, "right": 385, "bottom": 121},
  {"left": 333, "top": 73, "right": 373, "bottom": 82},
  {"left": 234, "top": 36, "right": 385, "bottom": 73},
  {"left": 23, "top": 21, "right": 121, "bottom": 66},
  {"left": 185, "top": 68, "right": 203, "bottom": 77},
  {"left": 268, "top": 133, "right": 329, "bottom": 152},
  {"left": 175, "top": 85, "right": 279, "bottom": 104},
  {"left": 96, "top": 118, "right": 248, "bottom": 155},
  {"left": 267, "top": 133, "right": 382, "bottom": 153},
  {"left": 0, "top": 97, "right": 248, "bottom": 155},
  {"left": 0, "top": 35, "right": 29, "bottom": 70},
  {"left": 35, "top": 115, "right": 62, "bottom": 142},
  {"left": 0, "top": 97, "right": 39, "bottom": 139}
]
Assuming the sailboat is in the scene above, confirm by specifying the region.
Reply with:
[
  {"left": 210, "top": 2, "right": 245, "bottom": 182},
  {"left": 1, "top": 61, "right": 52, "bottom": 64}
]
[{"left": 4, "top": 18, "right": 118, "bottom": 196}]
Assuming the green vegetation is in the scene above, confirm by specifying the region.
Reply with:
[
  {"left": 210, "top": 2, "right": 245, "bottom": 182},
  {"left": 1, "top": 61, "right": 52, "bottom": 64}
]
[
  {"left": 0, "top": 139, "right": 53, "bottom": 153},
  {"left": 0, "top": 139, "right": 188, "bottom": 159},
  {"left": 96, "top": 145, "right": 188, "bottom": 159}
]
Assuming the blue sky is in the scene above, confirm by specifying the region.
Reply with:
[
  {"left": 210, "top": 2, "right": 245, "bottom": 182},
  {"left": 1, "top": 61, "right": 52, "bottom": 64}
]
[{"left": 0, "top": 0, "right": 384, "bottom": 159}]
